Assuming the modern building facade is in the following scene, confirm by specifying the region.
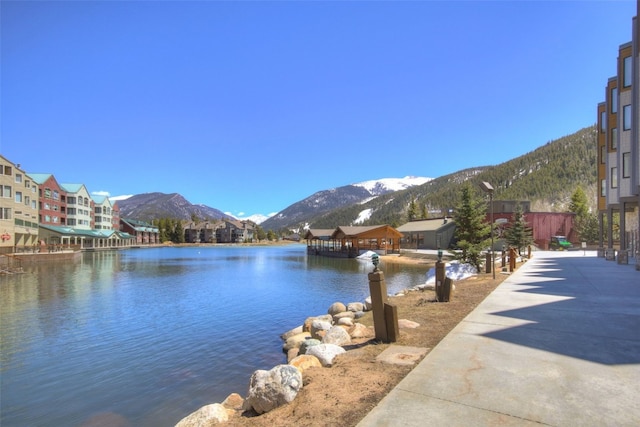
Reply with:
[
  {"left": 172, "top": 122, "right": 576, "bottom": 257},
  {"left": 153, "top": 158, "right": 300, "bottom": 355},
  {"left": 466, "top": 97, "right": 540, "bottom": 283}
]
[{"left": 597, "top": 8, "right": 640, "bottom": 269}]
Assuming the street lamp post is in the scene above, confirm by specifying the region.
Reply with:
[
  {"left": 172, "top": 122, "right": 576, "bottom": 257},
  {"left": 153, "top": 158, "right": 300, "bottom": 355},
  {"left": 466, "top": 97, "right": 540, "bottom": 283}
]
[{"left": 479, "top": 181, "right": 495, "bottom": 280}]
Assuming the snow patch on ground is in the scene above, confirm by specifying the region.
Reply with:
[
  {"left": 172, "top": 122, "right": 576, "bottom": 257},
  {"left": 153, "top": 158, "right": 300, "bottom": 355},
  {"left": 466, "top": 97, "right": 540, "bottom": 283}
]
[{"left": 424, "top": 261, "right": 477, "bottom": 285}]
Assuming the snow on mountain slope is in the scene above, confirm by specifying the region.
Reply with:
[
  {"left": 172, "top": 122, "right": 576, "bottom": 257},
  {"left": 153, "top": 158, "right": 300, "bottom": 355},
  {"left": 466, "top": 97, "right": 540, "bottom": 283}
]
[{"left": 353, "top": 176, "right": 432, "bottom": 195}]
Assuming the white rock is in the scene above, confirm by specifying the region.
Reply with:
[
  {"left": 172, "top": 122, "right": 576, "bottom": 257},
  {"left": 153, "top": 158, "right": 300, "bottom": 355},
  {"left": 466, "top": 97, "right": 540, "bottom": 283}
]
[
  {"left": 322, "top": 326, "right": 352, "bottom": 346},
  {"left": 175, "top": 403, "right": 231, "bottom": 427},
  {"left": 306, "top": 343, "right": 346, "bottom": 367},
  {"left": 347, "top": 302, "right": 364, "bottom": 312},
  {"left": 337, "top": 317, "right": 354, "bottom": 327},
  {"left": 310, "top": 320, "right": 333, "bottom": 340},
  {"left": 243, "top": 365, "right": 303, "bottom": 414}
]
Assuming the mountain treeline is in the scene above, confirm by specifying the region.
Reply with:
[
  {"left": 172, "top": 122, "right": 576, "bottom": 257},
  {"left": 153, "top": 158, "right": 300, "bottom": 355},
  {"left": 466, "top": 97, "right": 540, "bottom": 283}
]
[{"left": 311, "top": 126, "right": 597, "bottom": 228}]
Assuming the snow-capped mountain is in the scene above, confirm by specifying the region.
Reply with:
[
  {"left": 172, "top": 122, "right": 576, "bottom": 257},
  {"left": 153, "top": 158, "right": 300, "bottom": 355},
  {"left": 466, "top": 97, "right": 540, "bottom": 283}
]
[
  {"left": 352, "top": 176, "right": 432, "bottom": 195},
  {"left": 260, "top": 176, "right": 431, "bottom": 231}
]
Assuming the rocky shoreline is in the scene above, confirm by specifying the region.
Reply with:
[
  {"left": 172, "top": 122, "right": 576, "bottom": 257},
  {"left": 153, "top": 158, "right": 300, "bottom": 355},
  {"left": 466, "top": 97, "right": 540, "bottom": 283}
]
[{"left": 175, "top": 262, "right": 434, "bottom": 426}]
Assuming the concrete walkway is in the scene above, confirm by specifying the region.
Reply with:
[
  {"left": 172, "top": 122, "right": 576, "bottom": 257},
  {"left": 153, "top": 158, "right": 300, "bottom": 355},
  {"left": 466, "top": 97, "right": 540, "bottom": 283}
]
[{"left": 357, "top": 251, "right": 640, "bottom": 427}]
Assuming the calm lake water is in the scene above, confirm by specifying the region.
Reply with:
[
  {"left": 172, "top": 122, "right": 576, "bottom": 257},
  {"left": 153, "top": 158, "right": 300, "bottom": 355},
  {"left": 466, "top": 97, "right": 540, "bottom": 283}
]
[{"left": 0, "top": 245, "right": 428, "bottom": 427}]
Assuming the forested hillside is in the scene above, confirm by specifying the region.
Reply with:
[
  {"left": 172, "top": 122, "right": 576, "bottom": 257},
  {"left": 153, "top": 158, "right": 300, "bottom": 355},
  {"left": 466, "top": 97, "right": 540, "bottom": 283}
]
[{"left": 309, "top": 126, "right": 597, "bottom": 229}]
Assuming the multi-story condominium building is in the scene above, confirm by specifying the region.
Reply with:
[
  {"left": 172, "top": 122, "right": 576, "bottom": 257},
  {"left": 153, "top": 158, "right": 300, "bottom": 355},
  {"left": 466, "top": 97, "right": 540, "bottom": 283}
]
[
  {"left": 0, "top": 155, "right": 39, "bottom": 252},
  {"left": 28, "top": 173, "right": 68, "bottom": 227},
  {"left": 62, "top": 183, "right": 94, "bottom": 230},
  {"left": 597, "top": 9, "right": 640, "bottom": 270},
  {"left": 92, "top": 194, "right": 115, "bottom": 230}
]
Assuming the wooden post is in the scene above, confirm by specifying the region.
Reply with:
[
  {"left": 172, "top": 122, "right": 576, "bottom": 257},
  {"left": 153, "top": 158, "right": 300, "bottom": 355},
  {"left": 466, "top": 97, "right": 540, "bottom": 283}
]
[
  {"left": 509, "top": 247, "right": 516, "bottom": 272},
  {"left": 383, "top": 302, "right": 399, "bottom": 343},
  {"left": 435, "top": 260, "right": 445, "bottom": 302},
  {"left": 368, "top": 270, "right": 389, "bottom": 341}
]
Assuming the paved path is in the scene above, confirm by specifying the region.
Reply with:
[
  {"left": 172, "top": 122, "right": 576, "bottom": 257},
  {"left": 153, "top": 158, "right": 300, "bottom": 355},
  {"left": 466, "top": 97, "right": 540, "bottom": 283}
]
[{"left": 357, "top": 251, "right": 640, "bottom": 427}]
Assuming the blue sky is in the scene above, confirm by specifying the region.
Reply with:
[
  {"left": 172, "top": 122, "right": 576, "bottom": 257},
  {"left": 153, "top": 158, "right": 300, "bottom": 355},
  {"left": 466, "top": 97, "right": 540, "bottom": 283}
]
[{"left": 1, "top": 1, "right": 635, "bottom": 220}]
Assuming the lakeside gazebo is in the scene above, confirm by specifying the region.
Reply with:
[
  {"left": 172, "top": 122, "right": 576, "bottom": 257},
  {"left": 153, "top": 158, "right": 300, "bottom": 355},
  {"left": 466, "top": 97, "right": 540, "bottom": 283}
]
[{"left": 304, "top": 225, "right": 403, "bottom": 258}]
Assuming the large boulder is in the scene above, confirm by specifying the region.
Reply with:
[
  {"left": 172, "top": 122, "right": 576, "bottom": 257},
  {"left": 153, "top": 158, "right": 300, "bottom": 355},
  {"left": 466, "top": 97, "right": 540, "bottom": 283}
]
[
  {"left": 306, "top": 343, "right": 346, "bottom": 367},
  {"left": 327, "top": 302, "right": 346, "bottom": 316},
  {"left": 243, "top": 365, "right": 303, "bottom": 414},
  {"left": 322, "top": 326, "right": 351, "bottom": 346},
  {"left": 175, "top": 403, "right": 232, "bottom": 426}
]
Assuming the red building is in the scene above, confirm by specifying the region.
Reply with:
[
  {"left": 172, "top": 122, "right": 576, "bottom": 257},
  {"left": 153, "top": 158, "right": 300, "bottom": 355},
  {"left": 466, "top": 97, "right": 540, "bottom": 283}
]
[{"left": 28, "top": 173, "right": 67, "bottom": 227}]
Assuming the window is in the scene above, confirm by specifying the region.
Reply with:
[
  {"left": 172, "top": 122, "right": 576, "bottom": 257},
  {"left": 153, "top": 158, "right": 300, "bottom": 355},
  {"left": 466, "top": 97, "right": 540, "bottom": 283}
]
[
  {"left": 611, "top": 128, "right": 618, "bottom": 150},
  {"left": 67, "top": 196, "right": 76, "bottom": 205},
  {"left": 15, "top": 173, "right": 23, "bottom": 184},
  {"left": 15, "top": 192, "right": 22, "bottom": 203},
  {"left": 25, "top": 196, "right": 30, "bottom": 206},
  {"left": 0, "top": 208, "right": 11, "bottom": 220},
  {"left": 623, "top": 105, "right": 631, "bottom": 130},
  {"left": 601, "top": 179, "right": 606, "bottom": 197},
  {"left": 624, "top": 56, "right": 632, "bottom": 87},
  {"left": 44, "top": 203, "right": 50, "bottom": 210},
  {"left": 31, "top": 200, "right": 36, "bottom": 210},
  {"left": 600, "top": 111, "right": 606, "bottom": 132},
  {"left": 623, "top": 152, "right": 631, "bottom": 178},
  {"left": 44, "top": 188, "right": 51, "bottom": 198},
  {"left": 1, "top": 185, "right": 11, "bottom": 198},
  {"left": 53, "top": 190, "right": 59, "bottom": 200},
  {"left": 611, "top": 167, "right": 618, "bottom": 188},
  {"left": 3, "top": 165, "right": 12, "bottom": 175},
  {"left": 611, "top": 87, "right": 618, "bottom": 113}
]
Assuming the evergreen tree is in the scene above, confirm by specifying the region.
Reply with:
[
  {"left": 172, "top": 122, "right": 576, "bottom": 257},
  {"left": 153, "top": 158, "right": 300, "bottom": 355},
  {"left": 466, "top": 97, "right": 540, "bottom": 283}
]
[
  {"left": 569, "top": 186, "right": 596, "bottom": 242},
  {"left": 569, "top": 186, "right": 589, "bottom": 218},
  {"left": 450, "top": 183, "right": 491, "bottom": 271},
  {"left": 420, "top": 203, "right": 427, "bottom": 220},
  {"left": 254, "top": 225, "right": 267, "bottom": 241},
  {"left": 504, "top": 204, "right": 533, "bottom": 254},
  {"left": 407, "top": 197, "right": 418, "bottom": 221}
]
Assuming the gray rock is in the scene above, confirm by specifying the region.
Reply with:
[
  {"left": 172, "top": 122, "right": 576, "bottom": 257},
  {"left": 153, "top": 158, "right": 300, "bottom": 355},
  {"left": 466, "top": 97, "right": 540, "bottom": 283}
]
[
  {"left": 353, "top": 311, "right": 365, "bottom": 319},
  {"left": 306, "top": 343, "right": 346, "bottom": 367},
  {"left": 243, "top": 365, "right": 303, "bottom": 414},
  {"left": 299, "top": 338, "right": 322, "bottom": 355},
  {"left": 364, "top": 296, "right": 373, "bottom": 311},
  {"left": 322, "top": 326, "right": 351, "bottom": 346}
]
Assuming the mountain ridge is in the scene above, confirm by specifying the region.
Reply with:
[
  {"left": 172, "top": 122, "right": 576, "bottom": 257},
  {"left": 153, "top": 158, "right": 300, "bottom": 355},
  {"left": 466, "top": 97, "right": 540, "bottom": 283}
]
[{"left": 114, "top": 126, "right": 597, "bottom": 230}]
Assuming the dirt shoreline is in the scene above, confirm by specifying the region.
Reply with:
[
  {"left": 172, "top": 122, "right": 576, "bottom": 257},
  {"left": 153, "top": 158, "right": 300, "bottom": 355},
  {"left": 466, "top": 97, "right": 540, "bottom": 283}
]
[{"left": 221, "top": 258, "right": 512, "bottom": 427}]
